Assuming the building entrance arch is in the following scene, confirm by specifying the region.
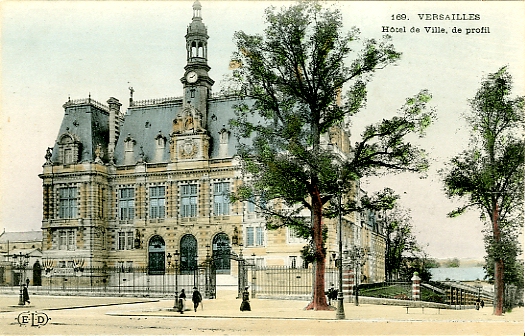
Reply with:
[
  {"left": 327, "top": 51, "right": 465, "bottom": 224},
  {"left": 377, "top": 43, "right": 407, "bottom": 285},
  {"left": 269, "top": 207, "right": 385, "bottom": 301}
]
[
  {"left": 148, "top": 235, "right": 166, "bottom": 275},
  {"left": 212, "top": 233, "right": 231, "bottom": 274},
  {"left": 180, "top": 234, "right": 198, "bottom": 272},
  {"left": 33, "top": 260, "right": 42, "bottom": 286}
]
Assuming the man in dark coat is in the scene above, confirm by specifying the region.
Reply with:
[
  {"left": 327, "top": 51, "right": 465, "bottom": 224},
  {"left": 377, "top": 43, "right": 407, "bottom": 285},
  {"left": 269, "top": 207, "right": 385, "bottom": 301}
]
[
  {"left": 178, "top": 289, "right": 186, "bottom": 314},
  {"left": 22, "top": 284, "right": 30, "bottom": 305},
  {"left": 192, "top": 287, "right": 202, "bottom": 312}
]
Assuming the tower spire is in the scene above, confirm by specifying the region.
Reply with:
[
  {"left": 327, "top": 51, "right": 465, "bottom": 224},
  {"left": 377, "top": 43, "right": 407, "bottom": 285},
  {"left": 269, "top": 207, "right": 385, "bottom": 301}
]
[
  {"left": 182, "top": 0, "right": 214, "bottom": 126},
  {"left": 193, "top": 0, "right": 202, "bottom": 19},
  {"left": 186, "top": 0, "right": 208, "bottom": 63}
]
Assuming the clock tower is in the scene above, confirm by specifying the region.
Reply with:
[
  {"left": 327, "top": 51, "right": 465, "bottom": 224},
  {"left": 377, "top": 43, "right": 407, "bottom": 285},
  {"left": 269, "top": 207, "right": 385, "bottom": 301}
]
[{"left": 182, "top": 0, "right": 214, "bottom": 127}]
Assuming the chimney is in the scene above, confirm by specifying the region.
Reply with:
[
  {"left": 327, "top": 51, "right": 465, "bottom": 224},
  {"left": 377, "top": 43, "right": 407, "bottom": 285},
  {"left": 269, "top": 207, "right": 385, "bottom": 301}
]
[{"left": 107, "top": 97, "right": 122, "bottom": 163}]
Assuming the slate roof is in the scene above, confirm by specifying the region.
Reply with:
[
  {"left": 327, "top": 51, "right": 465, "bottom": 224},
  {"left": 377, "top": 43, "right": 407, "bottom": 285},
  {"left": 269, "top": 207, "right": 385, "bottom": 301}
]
[
  {"left": 112, "top": 95, "right": 250, "bottom": 165},
  {"left": 50, "top": 99, "right": 110, "bottom": 163},
  {"left": 0, "top": 231, "right": 43, "bottom": 243}
]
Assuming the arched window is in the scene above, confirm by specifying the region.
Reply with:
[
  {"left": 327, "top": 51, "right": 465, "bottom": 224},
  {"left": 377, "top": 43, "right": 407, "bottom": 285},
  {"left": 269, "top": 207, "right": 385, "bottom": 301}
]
[
  {"left": 198, "top": 42, "right": 204, "bottom": 57},
  {"left": 180, "top": 234, "right": 198, "bottom": 272},
  {"left": 58, "top": 133, "right": 81, "bottom": 165},
  {"left": 191, "top": 42, "right": 197, "bottom": 58}
]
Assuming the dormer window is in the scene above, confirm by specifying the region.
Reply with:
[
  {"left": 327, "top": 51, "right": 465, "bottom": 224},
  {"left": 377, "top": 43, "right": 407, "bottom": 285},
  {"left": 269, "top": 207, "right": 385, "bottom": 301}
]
[
  {"left": 218, "top": 127, "right": 230, "bottom": 158},
  {"left": 125, "top": 137, "right": 135, "bottom": 152},
  {"left": 154, "top": 132, "right": 167, "bottom": 163},
  {"left": 57, "top": 133, "right": 81, "bottom": 165},
  {"left": 155, "top": 131, "right": 166, "bottom": 148},
  {"left": 124, "top": 135, "right": 136, "bottom": 165}
]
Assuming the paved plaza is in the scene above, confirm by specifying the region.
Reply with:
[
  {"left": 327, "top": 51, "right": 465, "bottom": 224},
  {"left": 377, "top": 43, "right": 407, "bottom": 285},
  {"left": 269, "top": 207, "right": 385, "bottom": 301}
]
[{"left": 0, "top": 290, "right": 522, "bottom": 335}]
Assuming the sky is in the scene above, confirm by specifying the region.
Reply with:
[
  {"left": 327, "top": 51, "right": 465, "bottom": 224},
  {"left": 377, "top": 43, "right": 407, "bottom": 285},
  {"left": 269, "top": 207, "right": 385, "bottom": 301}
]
[{"left": 1, "top": 1, "right": 524, "bottom": 260}]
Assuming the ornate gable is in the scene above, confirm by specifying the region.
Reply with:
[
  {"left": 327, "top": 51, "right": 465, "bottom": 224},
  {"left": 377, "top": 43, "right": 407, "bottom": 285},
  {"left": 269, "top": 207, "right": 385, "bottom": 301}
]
[{"left": 170, "top": 104, "right": 210, "bottom": 162}]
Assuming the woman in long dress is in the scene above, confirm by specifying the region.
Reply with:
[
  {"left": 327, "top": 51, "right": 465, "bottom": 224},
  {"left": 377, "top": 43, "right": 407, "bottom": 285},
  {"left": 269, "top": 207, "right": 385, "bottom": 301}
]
[{"left": 240, "top": 286, "right": 251, "bottom": 311}]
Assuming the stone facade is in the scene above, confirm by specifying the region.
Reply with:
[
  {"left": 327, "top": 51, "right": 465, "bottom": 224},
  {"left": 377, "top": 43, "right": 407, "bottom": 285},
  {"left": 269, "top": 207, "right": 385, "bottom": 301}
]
[{"left": 39, "top": 1, "right": 385, "bottom": 283}]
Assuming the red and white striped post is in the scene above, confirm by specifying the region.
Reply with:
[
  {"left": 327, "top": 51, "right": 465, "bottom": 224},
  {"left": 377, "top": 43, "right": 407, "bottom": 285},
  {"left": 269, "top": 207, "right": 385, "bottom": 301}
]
[
  {"left": 411, "top": 272, "right": 421, "bottom": 300},
  {"left": 342, "top": 262, "right": 354, "bottom": 302}
]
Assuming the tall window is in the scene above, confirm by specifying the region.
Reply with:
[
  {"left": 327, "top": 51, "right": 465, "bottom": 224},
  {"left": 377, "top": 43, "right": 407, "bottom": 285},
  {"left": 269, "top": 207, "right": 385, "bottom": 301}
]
[
  {"left": 246, "top": 227, "right": 254, "bottom": 246},
  {"left": 287, "top": 226, "right": 306, "bottom": 244},
  {"left": 246, "top": 226, "right": 265, "bottom": 247},
  {"left": 58, "top": 229, "right": 76, "bottom": 250},
  {"left": 119, "top": 188, "right": 135, "bottom": 220},
  {"left": 149, "top": 186, "right": 165, "bottom": 219},
  {"left": 289, "top": 256, "right": 297, "bottom": 269},
  {"left": 247, "top": 197, "right": 255, "bottom": 213},
  {"left": 213, "top": 182, "right": 230, "bottom": 216},
  {"left": 59, "top": 187, "right": 78, "bottom": 219},
  {"left": 64, "top": 148, "right": 73, "bottom": 164},
  {"left": 118, "top": 231, "right": 134, "bottom": 250},
  {"left": 181, "top": 184, "right": 197, "bottom": 217},
  {"left": 247, "top": 194, "right": 267, "bottom": 214}
]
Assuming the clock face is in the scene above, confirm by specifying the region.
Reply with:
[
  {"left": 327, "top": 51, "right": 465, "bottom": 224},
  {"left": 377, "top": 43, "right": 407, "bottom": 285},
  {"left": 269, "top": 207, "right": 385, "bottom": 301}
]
[{"left": 186, "top": 71, "right": 198, "bottom": 83}]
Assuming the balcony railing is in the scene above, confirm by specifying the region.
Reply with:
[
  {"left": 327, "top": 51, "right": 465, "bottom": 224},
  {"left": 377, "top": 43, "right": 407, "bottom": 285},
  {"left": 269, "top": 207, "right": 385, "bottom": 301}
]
[{"left": 63, "top": 98, "right": 109, "bottom": 112}]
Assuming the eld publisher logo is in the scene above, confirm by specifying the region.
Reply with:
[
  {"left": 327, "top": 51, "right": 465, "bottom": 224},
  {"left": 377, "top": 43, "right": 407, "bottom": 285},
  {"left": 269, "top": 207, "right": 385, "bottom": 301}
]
[{"left": 16, "top": 311, "right": 50, "bottom": 327}]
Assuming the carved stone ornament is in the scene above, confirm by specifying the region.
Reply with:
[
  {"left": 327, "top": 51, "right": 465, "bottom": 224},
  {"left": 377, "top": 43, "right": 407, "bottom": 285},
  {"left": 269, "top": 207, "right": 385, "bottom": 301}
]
[
  {"left": 179, "top": 139, "right": 197, "bottom": 159},
  {"left": 44, "top": 147, "right": 53, "bottom": 165},
  {"left": 94, "top": 143, "right": 104, "bottom": 164},
  {"left": 172, "top": 104, "right": 205, "bottom": 134}
]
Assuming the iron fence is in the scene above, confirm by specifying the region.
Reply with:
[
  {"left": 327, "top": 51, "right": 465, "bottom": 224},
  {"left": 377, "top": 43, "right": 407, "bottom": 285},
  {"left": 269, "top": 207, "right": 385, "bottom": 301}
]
[
  {"left": 0, "top": 265, "right": 215, "bottom": 298},
  {"left": 251, "top": 266, "right": 338, "bottom": 297}
]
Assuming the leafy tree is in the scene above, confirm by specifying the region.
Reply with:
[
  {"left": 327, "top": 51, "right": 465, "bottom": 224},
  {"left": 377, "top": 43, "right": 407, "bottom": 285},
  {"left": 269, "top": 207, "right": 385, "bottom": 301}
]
[
  {"left": 445, "top": 258, "right": 460, "bottom": 268},
  {"left": 381, "top": 206, "right": 434, "bottom": 282},
  {"left": 230, "top": 2, "right": 434, "bottom": 310},
  {"left": 381, "top": 206, "right": 418, "bottom": 281},
  {"left": 441, "top": 67, "right": 524, "bottom": 315},
  {"left": 425, "top": 258, "right": 441, "bottom": 269},
  {"left": 399, "top": 253, "right": 434, "bottom": 283},
  {"left": 484, "top": 226, "right": 523, "bottom": 310}
]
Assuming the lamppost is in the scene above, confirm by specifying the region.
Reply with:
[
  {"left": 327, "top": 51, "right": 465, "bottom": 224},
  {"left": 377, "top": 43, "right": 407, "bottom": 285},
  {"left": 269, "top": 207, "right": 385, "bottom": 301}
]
[
  {"left": 205, "top": 244, "right": 211, "bottom": 299},
  {"left": 327, "top": 142, "right": 346, "bottom": 319},
  {"left": 11, "top": 252, "right": 30, "bottom": 306},
  {"left": 166, "top": 250, "right": 180, "bottom": 310},
  {"left": 347, "top": 245, "right": 367, "bottom": 306},
  {"left": 237, "top": 244, "right": 245, "bottom": 299},
  {"left": 335, "top": 177, "right": 345, "bottom": 320}
]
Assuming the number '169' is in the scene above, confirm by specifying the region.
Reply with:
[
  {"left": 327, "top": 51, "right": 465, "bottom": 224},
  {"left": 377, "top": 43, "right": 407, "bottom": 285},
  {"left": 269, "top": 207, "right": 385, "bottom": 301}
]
[{"left": 392, "top": 14, "right": 408, "bottom": 20}]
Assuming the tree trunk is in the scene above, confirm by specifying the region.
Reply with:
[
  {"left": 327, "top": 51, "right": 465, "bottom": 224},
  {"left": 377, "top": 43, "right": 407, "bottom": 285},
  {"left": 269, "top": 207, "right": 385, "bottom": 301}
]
[
  {"left": 493, "top": 202, "right": 504, "bottom": 316},
  {"left": 305, "top": 189, "right": 331, "bottom": 310}
]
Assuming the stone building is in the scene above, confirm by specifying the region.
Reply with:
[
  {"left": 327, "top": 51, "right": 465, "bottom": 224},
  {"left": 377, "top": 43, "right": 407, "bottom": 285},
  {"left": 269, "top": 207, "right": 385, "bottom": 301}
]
[
  {"left": 39, "top": 1, "right": 385, "bottom": 283},
  {"left": 0, "top": 230, "right": 43, "bottom": 285}
]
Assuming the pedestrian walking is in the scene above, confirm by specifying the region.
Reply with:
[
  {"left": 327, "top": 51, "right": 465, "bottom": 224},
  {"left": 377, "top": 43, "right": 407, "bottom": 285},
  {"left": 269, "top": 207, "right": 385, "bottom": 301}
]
[
  {"left": 192, "top": 287, "right": 202, "bottom": 312},
  {"left": 22, "top": 284, "right": 30, "bottom": 305},
  {"left": 240, "top": 286, "right": 251, "bottom": 311},
  {"left": 179, "top": 289, "right": 186, "bottom": 314},
  {"left": 325, "top": 284, "right": 337, "bottom": 306},
  {"left": 480, "top": 299, "right": 484, "bottom": 309},
  {"left": 475, "top": 297, "right": 480, "bottom": 310}
]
